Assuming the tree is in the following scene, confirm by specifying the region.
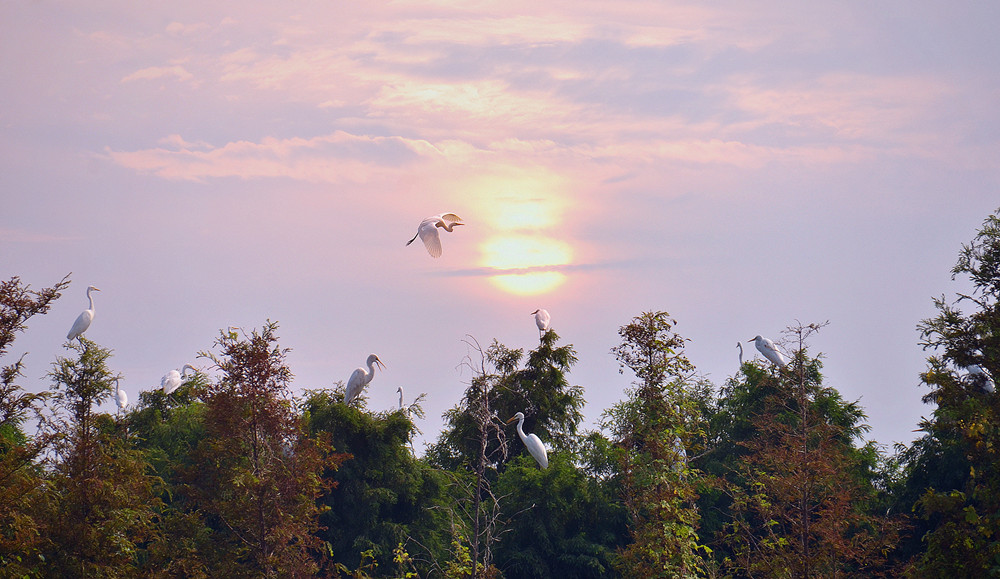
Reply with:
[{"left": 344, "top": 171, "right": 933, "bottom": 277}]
[
  {"left": 493, "top": 449, "right": 628, "bottom": 579},
  {"left": 181, "top": 322, "right": 339, "bottom": 577},
  {"left": 427, "top": 331, "right": 585, "bottom": 578},
  {"left": 903, "top": 208, "right": 1000, "bottom": 576},
  {"left": 128, "top": 370, "right": 212, "bottom": 577},
  {"left": 429, "top": 331, "right": 583, "bottom": 472},
  {"left": 40, "top": 337, "right": 160, "bottom": 576},
  {"left": 0, "top": 274, "right": 70, "bottom": 574},
  {"left": 303, "top": 388, "right": 451, "bottom": 575},
  {"left": 720, "top": 323, "right": 900, "bottom": 578},
  {"left": 604, "top": 311, "right": 709, "bottom": 577}
]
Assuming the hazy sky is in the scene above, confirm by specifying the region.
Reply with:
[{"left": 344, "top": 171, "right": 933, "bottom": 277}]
[{"left": 3, "top": 1, "right": 999, "bottom": 451}]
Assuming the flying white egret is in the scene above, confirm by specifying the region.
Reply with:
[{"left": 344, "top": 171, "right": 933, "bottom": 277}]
[
  {"left": 531, "top": 309, "right": 550, "bottom": 338},
  {"left": 737, "top": 342, "right": 744, "bottom": 365},
  {"left": 406, "top": 213, "right": 464, "bottom": 258},
  {"left": 114, "top": 378, "right": 128, "bottom": 413},
  {"left": 67, "top": 285, "right": 101, "bottom": 341},
  {"left": 749, "top": 335, "right": 787, "bottom": 368},
  {"left": 346, "top": 354, "right": 385, "bottom": 405},
  {"left": 161, "top": 364, "right": 197, "bottom": 396},
  {"left": 506, "top": 411, "right": 548, "bottom": 469}
]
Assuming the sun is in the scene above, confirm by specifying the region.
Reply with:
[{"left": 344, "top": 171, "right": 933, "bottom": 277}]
[
  {"left": 491, "top": 271, "right": 567, "bottom": 295},
  {"left": 481, "top": 235, "right": 572, "bottom": 296},
  {"left": 454, "top": 166, "right": 576, "bottom": 296}
]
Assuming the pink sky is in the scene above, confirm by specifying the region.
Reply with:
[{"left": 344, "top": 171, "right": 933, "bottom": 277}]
[{"left": 3, "top": 1, "right": 999, "bottom": 449}]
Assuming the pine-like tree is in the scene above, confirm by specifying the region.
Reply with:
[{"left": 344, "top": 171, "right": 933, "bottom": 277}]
[
  {"left": 0, "top": 274, "right": 70, "bottom": 574},
  {"left": 182, "top": 322, "right": 340, "bottom": 577},
  {"left": 721, "top": 323, "right": 900, "bottom": 578},
  {"left": 41, "top": 337, "right": 160, "bottom": 576},
  {"left": 903, "top": 208, "right": 1000, "bottom": 576},
  {"left": 604, "top": 311, "right": 709, "bottom": 577}
]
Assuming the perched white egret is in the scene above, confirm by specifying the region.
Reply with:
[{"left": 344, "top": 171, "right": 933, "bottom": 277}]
[
  {"left": 396, "top": 386, "right": 413, "bottom": 420},
  {"left": 672, "top": 435, "right": 688, "bottom": 473},
  {"left": 115, "top": 379, "right": 128, "bottom": 413},
  {"left": 67, "top": 285, "right": 101, "bottom": 341},
  {"left": 161, "top": 364, "right": 197, "bottom": 395},
  {"left": 737, "top": 342, "right": 744, "bottom": 365},
  {"left": 531, "top": 309, "right": 551, "bottom": 338},
  {"left": 506, "top": 411, "right": 548, "bottom": 469},
  {"left": 406, "top": 213, "right": 464, "bottom": 258},
  {"left": 967, "top": 364, "right": 995, "bottom": 393},
  {"left": 749, "top": 335, "right": 787, "bottom": 368},
  {"left": 346, "top": 354, "right": 385, "bottom": 404}
]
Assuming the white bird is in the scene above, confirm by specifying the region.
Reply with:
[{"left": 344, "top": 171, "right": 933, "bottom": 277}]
[
  {"left": 406, "top": 213, "right": 464, "bottom": 258},
  {"left": 67, "top": 285, "right": 100, "bottom": 341},
  {"left": 114, "top": 379, "right": 128, "bottom": 413},
  {"left": 749, "top": 335, "right": 787, "bottom": 368},
  {"left": 161, "top": 364, "right": 197, "bottom": 395},
  {"left": 396, "top": 386, "right": 413, "bottom": 419},
  {"left": 672, "top": 435, "right": 688, "bottom": 473},
  {"left": 531, "top": 309, "right": 551, "bottom": 338},
  {"left": 346, "top": 354, "right": 385, "bottom": 405},
  {"left": 967, "top": 364, "right": 995, "bottom": 393},
  {"left": 506, "top": 411, "right": 548, "bottom": 469},
  {"left": 737, "top": 341, "right": 744, "bottom": 365}
]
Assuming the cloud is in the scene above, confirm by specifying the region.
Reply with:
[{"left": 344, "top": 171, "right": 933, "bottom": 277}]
[
  {"left": 165, "top": 21, "right": 211, "bottom": 36},
  {"left": 0, "top": 228, "right": 83, "bottom": 243},
  {"left": 105, "top": 131, "right": 440, "bottom": 182},
  {"left": 121, "top": 65, "right": 194, "bottom": 83}
]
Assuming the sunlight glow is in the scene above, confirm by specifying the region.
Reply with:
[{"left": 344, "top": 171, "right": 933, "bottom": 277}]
[
  {"left": 481, "top": 236, "right": 572, "bottom": 296},
  {"left": 460, "top": 167, "right": 575, "bottom": 296},
  {"left": 492, "top": 272, "right": 567, "bottom": 295}
]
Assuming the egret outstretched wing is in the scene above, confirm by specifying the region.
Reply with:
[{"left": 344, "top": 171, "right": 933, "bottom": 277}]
[
  {"left": 407, "top": 213, "right": 464, "bottom": 258},
  {"left": 418, "top": 220, "right": 444, "bottom": 258}
]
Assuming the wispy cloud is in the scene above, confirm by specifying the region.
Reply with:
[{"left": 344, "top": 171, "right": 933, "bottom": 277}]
[
  {"left": 122, "top": 65, "right": 194, "bottom": 83},
  {"left": 0, "top": 228, "right": 83, "bottom": 243},
  {"left": 104, "top": 131, "right": 440, "bottom": 182}
]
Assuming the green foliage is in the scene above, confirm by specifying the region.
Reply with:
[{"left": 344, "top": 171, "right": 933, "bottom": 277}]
[
  {"left": 305, "top": 389, "right": 452, "bottom": 574},
  {"left": 494, "top": 452, "right": 627, "bottom": 578},
  {"left": 903, "top": 207, "right": 1000, "bottom": 576},
  {"left": 0, "top": 275, "right": 69, "bottom": 576},
  {"left": 429, "top": 331, "right": 584, "bottom": 472},
  {"left": 182, "top": 322, "right": 338, "bottom": 577},
  {"left": 40, "top": 338, "right": 160, "bottom": 577},
  {"left": 717, "top": 325, "right": 902, "bottom": 578},
  {"left": 6, "top": 254, "right": 997, "bottom": 578},
  {"left": 605, "top": 311, "right": 708, "bottom": 577},
  {"left": 128, "top": 371, "right": 208, "bottom": 486}
]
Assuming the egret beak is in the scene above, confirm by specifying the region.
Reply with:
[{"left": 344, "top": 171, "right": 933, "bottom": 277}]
[
  {"left": 375, "top": 358, "right": 386, "bottom": 370},
  {"left": 506, "top": 416, "right": 518, "bottom": 425}
]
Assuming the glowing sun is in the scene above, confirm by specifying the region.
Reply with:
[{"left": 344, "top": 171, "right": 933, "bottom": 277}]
[{"left": 481, "top": 235, "right": 572, "bottom": 296}]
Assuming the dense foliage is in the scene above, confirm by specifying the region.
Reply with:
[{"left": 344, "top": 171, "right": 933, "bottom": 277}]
[{"left": 1, "top": 207, "right": 999, "bottom": 576}]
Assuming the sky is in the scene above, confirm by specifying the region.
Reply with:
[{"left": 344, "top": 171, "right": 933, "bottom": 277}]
[{"left": 3, "top": 1, "right": 999, "bottom": 452}]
